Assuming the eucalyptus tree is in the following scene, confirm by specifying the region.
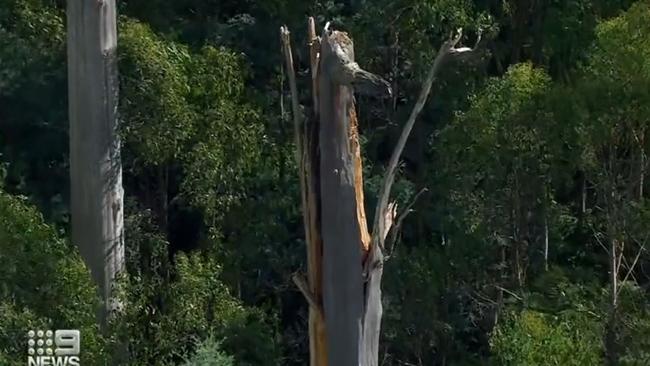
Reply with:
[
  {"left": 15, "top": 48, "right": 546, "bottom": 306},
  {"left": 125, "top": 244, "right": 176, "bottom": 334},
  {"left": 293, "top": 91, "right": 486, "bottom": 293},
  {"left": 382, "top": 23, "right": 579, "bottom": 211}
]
[{"left": 576, "top": 4, "right": 650, "bottom": 363}]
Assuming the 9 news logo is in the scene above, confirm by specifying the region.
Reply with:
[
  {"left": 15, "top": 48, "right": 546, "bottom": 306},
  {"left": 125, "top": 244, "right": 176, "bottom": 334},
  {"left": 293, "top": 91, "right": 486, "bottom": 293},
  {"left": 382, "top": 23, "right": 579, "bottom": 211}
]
[{"left": 27, "top": 329, "right": 80, "bottom": 366}]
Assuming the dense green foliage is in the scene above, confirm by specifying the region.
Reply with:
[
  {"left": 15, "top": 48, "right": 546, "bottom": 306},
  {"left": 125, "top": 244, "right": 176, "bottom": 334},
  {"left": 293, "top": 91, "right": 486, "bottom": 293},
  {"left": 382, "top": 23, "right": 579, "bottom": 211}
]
[
  {"left": 183, "top": 335, "right": 235, "bottom": 366},
  {"left": 0, "top": 190, "right": 106, "bottom": 365},
  {"left": 1, "top": 0, "right": 649, "bottom": 364}
]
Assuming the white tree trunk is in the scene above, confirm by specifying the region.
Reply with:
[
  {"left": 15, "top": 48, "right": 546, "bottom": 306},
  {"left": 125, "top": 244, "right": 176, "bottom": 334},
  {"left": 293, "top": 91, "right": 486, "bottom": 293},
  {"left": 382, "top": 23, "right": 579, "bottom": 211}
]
[
  {"left": 67, "top": 0, "right": 124, "bottom": 327},
  {"left": 544, "top": 214, "right": 549, "bottom": 271}
]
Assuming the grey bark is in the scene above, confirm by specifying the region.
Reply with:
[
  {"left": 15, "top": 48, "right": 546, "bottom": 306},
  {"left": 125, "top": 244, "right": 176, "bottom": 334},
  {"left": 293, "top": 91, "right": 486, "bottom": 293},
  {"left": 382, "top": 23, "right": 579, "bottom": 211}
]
[
  {"left": 67, "top": 0, "right": 124, "bottom": 327},
  {"left": 360, "top": 244, "right": 384, "bottom": 366},
  {"left": 319, "top": 30, "right": 365, "bottom": 366}
]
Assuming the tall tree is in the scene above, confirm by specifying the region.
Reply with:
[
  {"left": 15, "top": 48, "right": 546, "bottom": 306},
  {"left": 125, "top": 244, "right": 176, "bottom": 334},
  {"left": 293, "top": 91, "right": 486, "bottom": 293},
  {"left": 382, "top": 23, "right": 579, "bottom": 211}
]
[
  {"left": 576, "top": 4, "right": 650, "bottom": 362},
  {"left": 67, "top": 0, "right": 124, "bottom": 327},
  {"left": 282, "top": 19, "right": 482, "bottom": 366}
]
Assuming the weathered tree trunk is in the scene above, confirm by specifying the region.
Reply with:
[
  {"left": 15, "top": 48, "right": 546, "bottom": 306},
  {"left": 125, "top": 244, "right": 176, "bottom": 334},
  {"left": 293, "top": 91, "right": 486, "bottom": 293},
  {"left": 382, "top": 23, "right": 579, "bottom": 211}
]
[
  {"left": 281, "top": 23, "right": 328, "bottom": 366},
  {"left": 318, "top": 31, "right": 366, "bottom": 365},
  {"left": 67, "top": 0, "right": 124, "bottom": 328},
  {"left": 282, "top": 20, "right": 481, "bottom": 366}
]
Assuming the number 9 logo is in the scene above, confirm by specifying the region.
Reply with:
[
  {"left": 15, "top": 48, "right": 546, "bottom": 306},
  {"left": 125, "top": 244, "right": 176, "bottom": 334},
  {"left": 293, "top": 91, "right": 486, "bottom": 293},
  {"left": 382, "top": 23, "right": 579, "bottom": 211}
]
[{"left": 54, "top": 330, "right": 80, "bottom": 356}]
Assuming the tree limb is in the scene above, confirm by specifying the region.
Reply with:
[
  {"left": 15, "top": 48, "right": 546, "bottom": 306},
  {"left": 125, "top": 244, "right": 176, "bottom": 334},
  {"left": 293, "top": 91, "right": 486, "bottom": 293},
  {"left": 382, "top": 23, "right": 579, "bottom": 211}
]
[
  {"left": 293, "top": 273, "right": 319, "bottom": 310},
  {"left": 618, "top": 235, "right": 648, "bottom": 295},
  {"left": 308, "top": 17, "right": 320, "bottom": 115},
  {"left": 371, "top": 28, "right": 482, "bottom": 250},
  {"left": 319, "top": 27, "right": 392, "bottom": 97},
  {"left": 280, "top": 26, "right": 303, "bottom": 164}
]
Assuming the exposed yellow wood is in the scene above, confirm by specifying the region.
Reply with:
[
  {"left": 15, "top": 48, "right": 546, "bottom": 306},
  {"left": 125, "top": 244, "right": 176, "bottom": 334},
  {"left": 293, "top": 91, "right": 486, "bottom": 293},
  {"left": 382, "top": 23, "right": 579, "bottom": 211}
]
[{"left": 348, "top": 106, "right": 371, "bottom": 257}]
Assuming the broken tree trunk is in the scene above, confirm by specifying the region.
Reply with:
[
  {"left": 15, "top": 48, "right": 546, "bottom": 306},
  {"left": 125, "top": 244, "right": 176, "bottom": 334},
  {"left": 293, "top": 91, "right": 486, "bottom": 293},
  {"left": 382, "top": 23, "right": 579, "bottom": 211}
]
[
  {"left": 319, "top": 64, "right": 362, "bottom": 361},
  {"left": 67, "top": 0, "right": 124, "bottom": 328},
  {"left": 282, "top": 20, "right": 482, "bottom": 366}
]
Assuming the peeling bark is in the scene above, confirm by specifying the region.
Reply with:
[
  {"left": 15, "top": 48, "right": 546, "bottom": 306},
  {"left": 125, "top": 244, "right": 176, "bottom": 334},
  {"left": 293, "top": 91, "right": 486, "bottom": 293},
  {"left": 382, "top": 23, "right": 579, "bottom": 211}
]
[{"left": 348, "top": 106, "right": 371, "bottom": 255}]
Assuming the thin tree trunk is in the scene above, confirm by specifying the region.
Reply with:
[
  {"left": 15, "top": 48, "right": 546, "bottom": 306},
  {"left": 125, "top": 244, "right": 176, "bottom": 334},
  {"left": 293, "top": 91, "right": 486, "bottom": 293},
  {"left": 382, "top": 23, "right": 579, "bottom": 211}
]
[
  {"left": 639, "top": 143, "right": 645, "bottom": 200},
  {"left": 544, "top": 214, "right": 549, "bottom": 271},
  {"left": 496, "top": 242, "right": 506, "bottom": 328},
  {"left": 582, "top": 173, "right": 587, "bottom": 214},
  {"left": 67, "top": 0, "right": 124, "bottom": 328},
  {"left": 606, "top": 235, "right": 619, "bottom": 366},
  {"left": 543, "top": 184, "right": 550, "bottom": 271},
  {"left": 604, "top": 149, "right": 619, "bottom": 366}
]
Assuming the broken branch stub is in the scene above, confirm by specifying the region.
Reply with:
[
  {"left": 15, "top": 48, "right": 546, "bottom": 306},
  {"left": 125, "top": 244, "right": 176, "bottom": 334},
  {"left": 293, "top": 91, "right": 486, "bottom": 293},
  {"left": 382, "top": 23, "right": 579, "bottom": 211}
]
[{"left": 320, "top": 28, "right": 392, "bottom": 97}]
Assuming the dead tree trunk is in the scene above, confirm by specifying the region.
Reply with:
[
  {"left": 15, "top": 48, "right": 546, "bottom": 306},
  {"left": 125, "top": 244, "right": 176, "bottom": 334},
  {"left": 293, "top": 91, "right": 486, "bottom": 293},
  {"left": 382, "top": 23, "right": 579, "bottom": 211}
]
[
  {"left": 318, "top": 30, "right": 366, "bottom": 365},
  {"left": 282, "top": 20, "right": 482, "bottom": 366},
  {"left": 67, "top": 0, "right": 124, "bottom": 328}
]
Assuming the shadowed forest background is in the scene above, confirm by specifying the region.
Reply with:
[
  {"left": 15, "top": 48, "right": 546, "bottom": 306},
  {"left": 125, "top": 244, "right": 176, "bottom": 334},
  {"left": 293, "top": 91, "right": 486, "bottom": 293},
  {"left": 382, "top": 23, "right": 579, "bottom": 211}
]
[{"left": 1, "top": 0, "right": 650, "bottom": 365}]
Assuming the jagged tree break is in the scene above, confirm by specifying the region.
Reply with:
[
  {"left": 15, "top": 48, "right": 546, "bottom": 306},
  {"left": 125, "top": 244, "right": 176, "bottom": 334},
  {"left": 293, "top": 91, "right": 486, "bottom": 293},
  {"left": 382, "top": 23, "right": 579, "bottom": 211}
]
[
  {"left": 281, "top": 18, "right": 481, "bottom": 366},
  {"left": 67, "top": 0, "right": 124, "bottom": 328}
]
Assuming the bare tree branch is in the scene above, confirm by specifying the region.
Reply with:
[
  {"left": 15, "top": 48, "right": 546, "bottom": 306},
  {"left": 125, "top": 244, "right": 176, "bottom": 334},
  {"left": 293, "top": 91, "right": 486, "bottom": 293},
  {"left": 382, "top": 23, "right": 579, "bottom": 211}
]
[
  {"left": 371, "top": 28, "right": 482, "bottom": 251},
  {"left": 382, "top": 201, "right": 398, "bottom": 244},
  {"left": 293, "top": 273, "right": 319, "bottom": 310},
  {"left": 308, "top": 17, "right": 320, "bottom": 115},
  {"left": 618, "top": 233, "right": 648, "bottom": 295},
  {"left": 494, "top": 285, "right": 523, "bottom": 301},
  {"left": 616, "top": 240, "right": 625, "bottom": 276},
  {"left": 280, "top": 26, "right": 303, "bottom": 164},
  {"left": 591, "top": 226, "right": 610, "bottom": 254}
]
